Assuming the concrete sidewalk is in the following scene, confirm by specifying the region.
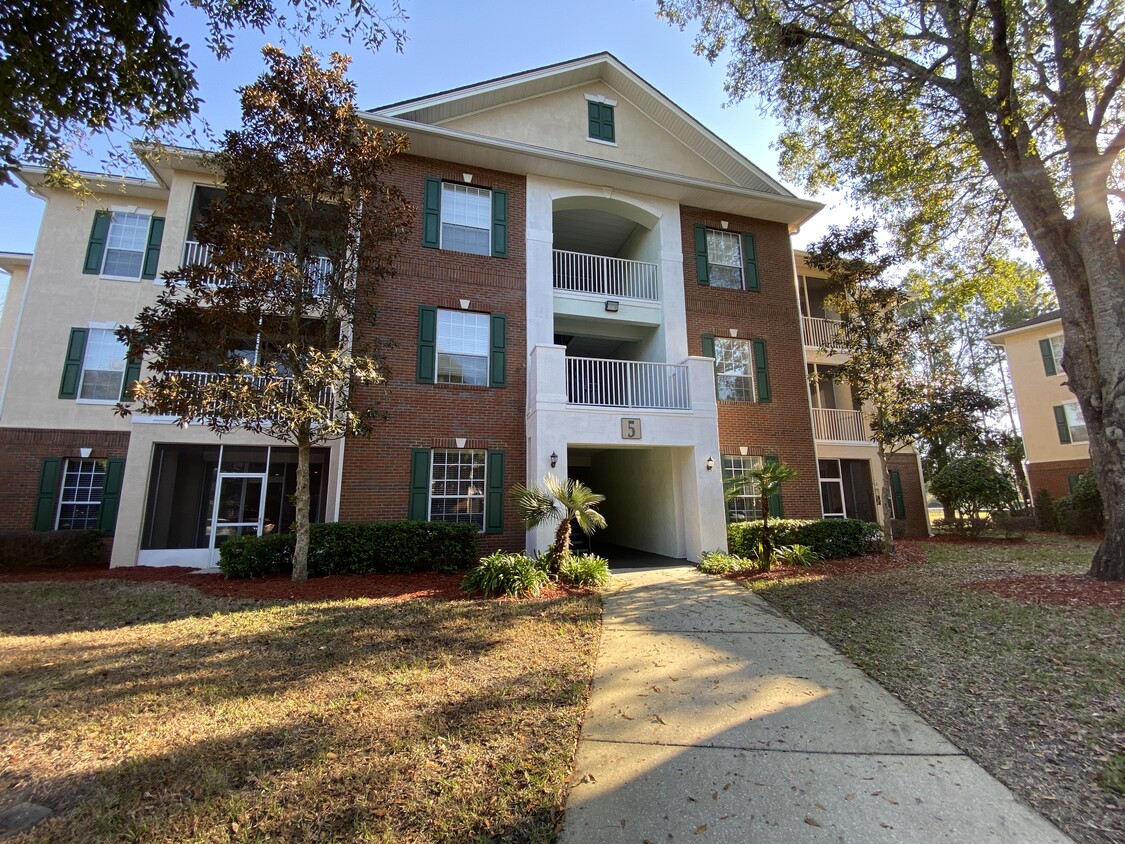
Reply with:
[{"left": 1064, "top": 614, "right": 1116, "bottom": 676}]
[{"left": 561, "top": 566, "right": 1072, "bottom": 843}]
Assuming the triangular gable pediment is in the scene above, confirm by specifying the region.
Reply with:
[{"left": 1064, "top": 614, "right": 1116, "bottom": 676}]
[{"left": 369, "top": 53, "right": 794, "bottom": 198}]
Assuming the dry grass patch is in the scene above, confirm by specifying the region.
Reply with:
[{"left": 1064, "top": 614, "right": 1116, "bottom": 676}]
[
  {"left": 0, "top": 580, "right": 600, "bottom": 842},
  {"left": 741, "top": 536, "right": 1124, "bottom": 844}
]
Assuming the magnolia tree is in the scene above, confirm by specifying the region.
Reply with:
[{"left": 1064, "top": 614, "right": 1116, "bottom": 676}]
[
  {"left": 118, "top": 47, "right": 411, "bottom": 580},
  {"left": 660, "top": 0, "right": 1125, "bottom": 579}
]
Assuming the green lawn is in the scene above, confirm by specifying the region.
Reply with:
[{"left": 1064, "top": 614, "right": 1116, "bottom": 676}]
[
  {"left": 742, "top": 535, "right": 1123, "bottom": 844},
  {"left": 0, "top": 580, "right": 600, "bottom": 843}
]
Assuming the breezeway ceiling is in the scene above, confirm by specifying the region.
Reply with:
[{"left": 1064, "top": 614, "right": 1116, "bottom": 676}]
[{"left": 552, "top": 208, "right": 640, "bottom": 256}]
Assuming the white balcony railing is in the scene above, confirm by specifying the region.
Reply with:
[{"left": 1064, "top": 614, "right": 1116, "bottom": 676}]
[
  {"left": 553, "top": 249, "right": 659, "bottom": 301},
  {"left": 812, "top": 408, "right": 870, "bottom": 442},
  {"left": 181, "top": 241, "right": 332, "bottom": 296},
  {"left": 802, "top": 316, "right": 845, "bottom": 350},
  {"left": 173, "top": 370, "right": 336, "bottom": 414},
  {"left": 566, "top": 357, "right": 690, "bottom": 410}
]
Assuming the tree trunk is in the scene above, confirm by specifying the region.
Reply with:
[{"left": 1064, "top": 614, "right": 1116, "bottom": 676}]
[
  {"left": 292, "top": 435, "right": 311, "bottom": 582},
  {"left": 876, "top": 447, "right": 896, "bottom": 554},
  {"left": 552, "top": 519, "right": 572, "bottom": 573}
]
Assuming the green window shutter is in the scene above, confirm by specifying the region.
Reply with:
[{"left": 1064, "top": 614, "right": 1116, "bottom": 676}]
[
  {"left": 701, "top": 332, "right": 717, "bottom": 399},
  {"left": 1053, "top": 405, "right": 1071, "bottom": 444},
  {"left": 694, "top": 224, "right": 710, "bottom": 285},
  {"left": 1067, "top": 474, "right": 1080, "bottom": 493},
  {"left": 588, "top": 101, "right": 602, "bottom": 138},
  {"left": 491, "top": 189, "right": 508, "bottom": 258},
  {"left": 141, "top": 216, "right": 165, "bottom": 279},
  {"left": 1039, "top": 338, "right": 1057, "bottom": 375},
  {"left": 408, "top": 449, "right": 432, "bottom": 521},
  {"left": 890, "top": 469, "right": 906, "bottom": 520},
  {"left": 83, "top": 211, "right": 111, "bottom": 274},
  {"left": 33, "top": 458, "right": 62, "bottom": 531},
  {"left": 121, "top": 354, "right": 141, "bottom": 401},
  {"left": 416, "top": 306, "right": 437, "bottom": 383},
  {"left": 98, "top": 458, "right": 126, "bottom": 534},
  {"left": 59, "top": 328, "right": 88, "bottom": 399},
  {"left": 601, "top": 104, "right": 615, "bottom": 142},
  {"left": 765, "top": 455, "right": 783, "bottom": 518},
  {"left": 485, "top": 450, "right": 505, "bottom": 534},
  {"left": 422, "top": 177, "right": 441, "bottom": 248},
  {"left": 742, "top": 232, "right": 759, "bottom": 291},
  {"left": 489, "top": 313, "right": 507, "bottom": 387},
  {"left": 752, "top": 338, "right": 771, "bottom": 402}
]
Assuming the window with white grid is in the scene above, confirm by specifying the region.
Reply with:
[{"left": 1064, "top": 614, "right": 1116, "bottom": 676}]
[
  {"left": 714, "top": 338, "right": 754, "bottom": 402},
  {"left": 1063, "top": 401, "right": 1089, "bottom": 443},
  {"left": 723, "top": 454, "right": 763, "bottom": 522},
  {"left": 441, "top": 183, "right": 491, "bottom": 256},
  {"left": 1049, "top": 334, "right": 1065, "bottom": 373},
  {"left": 429, "top": 449, "right": 486, "bottom": 529},
  {"left": 436, "top": 310, "right": 489, "bottom": 386},
  {"left": 706, "top": 229, "right": 743, "bottom": 289},
  {"left": 79, "top": 328, "right": 126, "bottom": 401},
  {"left": 56, "top": 459, "right": 106, "bottom": 530},
  {"left": 102, "top": 212, "right": 149, "bottom": 278}
]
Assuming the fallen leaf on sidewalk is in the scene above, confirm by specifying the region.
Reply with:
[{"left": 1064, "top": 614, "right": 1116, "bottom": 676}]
[
  {"left": 621, "top": 712, "right": 634, "bottom": 720},
  {"left": 804, "top": 816, "right": 821, "bottom": 827},
  {"left": 652, "top": 714, "right": 667, "bottom": 725},
  {"left": 693, "top": 823, "right": 708, "bottom": 834},
  {"left": 579, "top": 772, "right": 597, "bottom": 784}
]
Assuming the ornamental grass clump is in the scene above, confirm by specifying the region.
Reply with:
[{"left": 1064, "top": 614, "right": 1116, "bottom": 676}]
[{"left": 461, "top": 551, "right": 551, "bottom": 598}]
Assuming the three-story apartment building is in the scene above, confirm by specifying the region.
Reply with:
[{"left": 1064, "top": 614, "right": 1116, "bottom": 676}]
[{"left": 0, "top": 53, "right": 929, "bottom": 567}]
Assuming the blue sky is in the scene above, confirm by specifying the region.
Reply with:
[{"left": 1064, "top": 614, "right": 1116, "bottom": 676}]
[{"left": 0, "top": 0, "right": 849, "bottom": 268}]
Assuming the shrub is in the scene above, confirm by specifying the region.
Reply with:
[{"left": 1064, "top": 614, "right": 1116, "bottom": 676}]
[
  {"left": 1054, "top": 471, "right": 1105, "bottom": 535},
  {"left": 698, "top": 550, "right": 760, "bottom": 575},
  {"left": 1034, "top": 488, "right": 1060, "bottom": 532},
  {"left": 929, "top": 457, "right": 1017, "bottom": 537},
  {"left": 0, "top": 529, "right": 103, "bottom": 573},
  {"left": 219, "top": 520, "right": 480, "bottom": 579},
  {"left": 729, "top": 518, "right": 879, "bottom": 560},
  {"left": 461, "top": 551, "right": 552, "bottom": 598},
  {"left": 558, "top": 552, "right": 611, "bottom": 587},
  {"left": 775, "top": 544, "right": 821, "bottom": 566}
]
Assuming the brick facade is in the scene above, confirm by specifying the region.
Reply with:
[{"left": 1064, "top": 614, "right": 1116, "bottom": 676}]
[
  {"left": 1027, "top": 458, "right": 1092, "bottom": 499},
  {"left": 339, "top": 155, "right": 528, "bottom": 551},
  {"left": 679, "top": 207, "right": 821, "bottom": 520},
  {"left": 887, "top": 453, "right": 929, "bottom": 538},
  {"left": 0, "top": 428, "right": 130, "bottom": 532}
]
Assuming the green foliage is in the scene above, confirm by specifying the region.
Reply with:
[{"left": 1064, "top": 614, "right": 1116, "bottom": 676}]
[
  {"left": 1, "top": 0, "right": 406, "bottom": 183},
  {"left": 0, "top": 529, "right": 103, "bottom": 572},
  {"left": 557, "top": 553, "right": 611, "bottom": 587},
  {"left": 1054, "top": 472, "right": 1105, "bottom": 536},
  {"left": 929, "top": 457, "right": 1018, "bottom": 537},
  {"left": 774, "top": 544, "right": 821, "bottom": 567},
  {"left": 510, "top": 474, "right": 606, "bottom": 571},
  {"left": 728, "top": 519, "right": 880, "bottom": 560},
  {"left": 461, "top": 552, "right": 552, "bottom": 598},
  {"left": 218, "top": 521, "right": 480, "bottom": 579},
  {"left": 698, "top": 550, "right": 762, "bottom": 575},
  {"left": 1033, "top": 489, "right": 1060, "bottom": 533}
]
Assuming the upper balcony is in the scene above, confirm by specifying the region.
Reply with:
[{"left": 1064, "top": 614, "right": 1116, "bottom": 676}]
[
  {"left": 566, "top": 356, "right": 689, "bottom": 410},
  {"left": 801, "top": 316, "right": 845, "bottom": 351},
  {"left": 553, "top": 249, "right": 659, "bottom": 302},
  {"left": 170, "top": 370, "right": 337, "bottom": 417},
  {"left": 811, "top": 407, "right": 871, "bottom": 444},
  {"left": 181, "top": 241, "right": 332, "bottom": 296}
]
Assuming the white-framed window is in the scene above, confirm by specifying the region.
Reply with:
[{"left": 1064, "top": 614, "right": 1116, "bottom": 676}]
[
  {"left": 1049, "top": 334, "right": 1065, "bottom": 373},
  {"left": 723, "top": 454, "right": 763, "bottom": 522},
  {"left": 436, "top": 310, "right": 490, "bottom": 385},
  {"left": 441, "top": 183, "right": 491, "bottom": 256},
  {"left": 1063, "top": 401, "right": 1088, "bottom": 443},
  {"left": 430, "top": 449, "right": 486, "bottom": 529},
  {"left": 79, "top": 328, "right": 127, "bottom": 401},
  {"left": 714, "top": 338, "right": 754, "bottom": 402},
  {"left": 101, "top": 212, "right": 151, "bottom": 278},
  {"left": 706, "top": 229, "right": 744, "bottom": 289},
  {"left": 818, "top": 459, "right": 847, "bottom": 518},
  {"left": 56, "top": 459, "right": 106, "bottom": 530}
]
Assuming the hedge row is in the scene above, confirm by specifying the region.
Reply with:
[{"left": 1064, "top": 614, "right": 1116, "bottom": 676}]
[
  {"left": 728, "top": 518, "right": 882, "bottom": 560},
  {"left": 219, "top": 520, "right": 480, "bottom": 579},
  {"left": 0, "top": 529, "right": 104, "bottom": 573}
]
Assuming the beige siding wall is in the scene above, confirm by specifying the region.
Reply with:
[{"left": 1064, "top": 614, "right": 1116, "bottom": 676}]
[
  {"left": 441, "top": 82, "right": 733, "bottom": 184},
  {"left": 999, "top": 324, "right": 1089, "bottom": 464}
]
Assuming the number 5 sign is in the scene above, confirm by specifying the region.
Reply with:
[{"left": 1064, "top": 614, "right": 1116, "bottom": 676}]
[{"left": 621, "top": 418, "right": 641, "bottom": 439}]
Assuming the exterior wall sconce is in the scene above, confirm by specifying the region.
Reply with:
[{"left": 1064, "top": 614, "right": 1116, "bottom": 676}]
[
  {"left": 605, "top": 300, "right": 620, "bottom": 313},
  {"left": 550, "top": 451, "right": 559, "bottom": 468},
  {"left": 706, "top": 456, "right": 715, "bottom": 471}
]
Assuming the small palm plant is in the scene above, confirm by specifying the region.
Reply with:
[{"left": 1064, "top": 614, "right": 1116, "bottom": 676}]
[
  {"left": 723, "top": 460, "right": 798, "bottom": 568},
  {"left": 510, "top": 474, "right": 607, "bottom": 572}
]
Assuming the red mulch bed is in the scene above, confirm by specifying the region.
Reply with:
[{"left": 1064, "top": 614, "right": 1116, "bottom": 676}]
[
  {"left": 726, "top": 542, "right": 926, "bottom": 584},
  {"left": 0, "top": 564, "right": 590, "bottom": 603},
  {"left": 962, "top": 574, "right": 1125, "bottom": 609}
]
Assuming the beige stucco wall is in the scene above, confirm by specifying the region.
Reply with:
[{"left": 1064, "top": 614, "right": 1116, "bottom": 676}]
[
  {"left": 996, "top": 322, "right": 1089, "bottom": 464},
  {"left": 441, "top": 81, "right": 733, "bottom": 184},
  {"left": 0, "top": 259, "right": 31, "bottom": 401}
]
